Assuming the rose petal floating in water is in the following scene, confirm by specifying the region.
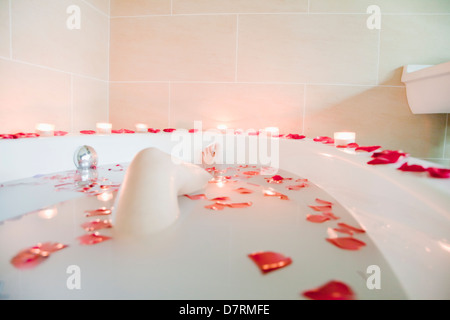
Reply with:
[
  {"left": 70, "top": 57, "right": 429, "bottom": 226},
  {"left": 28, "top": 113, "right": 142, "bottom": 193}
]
[
  {"left": 78, "top": 233, "right": 112, "bottom": 245},
  {"left": 263, "top": 189, "right": 289, "bottom": 200},
  {"left": 81, "top": 219, "right": 113, "bottom": 232},
  {"left": 306, "top": 214, "right": 331, "bottom": 223},
  {"left": 184, "top": 194, "right": 207, "bottom": 200},
  {"left": 337, "top": 222, "right": 366, "bottom": 234},
  {"left": 11, "top": 242, "right": 68, "bottom": 269},
  {"left": 234, "top": 187, "right": 253, "bottom": 194},
  {"left": 308, "top": 205, "right": 332, "bottom": 212},
  {"left": 242, "top": 170, "right": 260, "bottom": 176},
  {"left": 210, "top": 196, "right": 230, "bottom": 201},
  {"left": 204, "top": 203, "right": 227, "bottom": 210},
  {"left": 315, "top": 198, "right": 333, "bottom": 205},
  {"left": 427, "top": 167, "right": 450, "bottom": 179},
  {"left": 302, "top": 280, "right": 356, "bottom": 300},
  {"left": 286, "top": 183, "right": 307, "bottom": 190},
  {"left": 248, "top": 251, "right": 292, "bottom": 273},
  {"left": 323, "top": 212, "right": 340, "bottom": 220},
  {"left": 226, "top": 202, "right": 252, "bottom": 208},
  {"left": 265, "top": 174, "right": 291, "bottom": 184},
  {"left": 326, "top": 237, "right": 366, "bottom": 250},
  {"left": 355, "top": 145, "right": 381, "bottom": 153},
  {"left": 397, "top": 162, "right": 427, "bottom": 172},
  {"left": 333, "top": 227, "right": 354, "bottom": 236},
  {"left": 85, "top": 208, "right": 112, "bottom": 217}
]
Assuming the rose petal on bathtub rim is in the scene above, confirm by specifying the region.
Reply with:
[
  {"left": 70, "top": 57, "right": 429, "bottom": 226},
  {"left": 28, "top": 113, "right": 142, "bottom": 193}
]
[{"left": 427, "top": 167, "right": 450, "bottom": 179}]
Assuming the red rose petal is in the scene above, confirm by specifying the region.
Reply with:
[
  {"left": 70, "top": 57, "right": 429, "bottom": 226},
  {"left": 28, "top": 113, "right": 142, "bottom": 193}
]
[
  {"left": 337, "top": 222, "right": 366, "bottom": 233},
  {"left": 204, "top": 203, "right": 227, "bottom": 210},
  {"left": 333, "top": 227, "right": 353, "bottom": 236},
  {"left": 368, "top": 150, "right": 408, "bottom": 165},
  {"left": 248, "top": 251, "right": 292, "bottom": 273},
  {"left": 10, "top": 242, "right": 68, "bottom": 269},
  {"left": 315, "top": 198, "right": 333, "bottom": 205},
  {"left": 234, "top": 187, "right": 253, "bottom": 194},
  {"left": 427, "top": 167, "right": 450, "bottom": 179},
  {"left": 313, "top": 136, "right": 334, "bottom": 144},
  {"left": 226, "top": 202, "right": 252, "bottom": 208},
  {"left": 355, "top": 145, "right": 381, "bottom": 152},
  {"left": 286, "top": 183, "right": 307, "bottom": 190},
  {"left": 148, "top": 128, "right": 161, "bottom": 133},
  {"left": 323, "top": 212, "right": 340, "bottom": 220},
  {"left": 263, "top": 190, "right": 289, "bottom": 200},
  {"left": 210, "top": 196, "right": 230, "bottom": 201},
  {"left": 308, "top": 205, "right": 332, "bottom": 212},
  {"left": 326, "top": 237, "right": 366, "bottom": 250},
  {"left": 184, "top": 194, "right": 208, "bottom": 200},
  {"left": 306, "top": 214, "right": 331, "bottom": 223},
  {"left": 302, "top": 280, "right": 356, "bottom": 300},
  {"left": 80, "top": 130, "right": 96, "bottom": 134},
  {"left": 85, "top": 208, "right": 112, "bottom": 217},
  {"left": 81, "top": 219, "right": 112, "bottom": 232},
  {"left": 163, "top": 128, "right": 176, "bottom": 132},
  {"left": 285, "top": 133, "right": 305, "bottom": 140},
  {"left": 243, "top": 170, "right": 260, "bottom": 176},
  {"left": 397, "top": 162, "right": 427, "bottom": 172},
  {"left": 78, "top": 233, "right": 111, "bottom": 245}
]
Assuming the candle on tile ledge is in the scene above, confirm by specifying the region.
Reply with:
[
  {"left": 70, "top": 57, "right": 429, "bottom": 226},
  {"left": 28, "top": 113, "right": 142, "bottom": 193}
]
[
  {"left": 96, "top": 122, "right": 112, "bottom": 134},
  {"left": 334, "top": 132, "right": 356, "bottom": 146},
  {"left": 264, "top": 127, "right": 279, "bottom": 137},
  {"left": 135, "top": 123, "right": 148, "bottom": 133},
  {"left": 36, "top": 123, "right": 55, "bottom": 137},
  {"left": 217, "top": 124, "right": 228, "bottom": 134}
]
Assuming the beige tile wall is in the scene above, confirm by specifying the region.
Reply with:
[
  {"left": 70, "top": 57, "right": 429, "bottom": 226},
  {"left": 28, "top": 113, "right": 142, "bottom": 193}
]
[
  {"left": 0, "top": 0, "right": 109, "bottom": 134},
  {"left": 109, "top": 0, "right": 450, "bottom": 164},
  {"left": 1, "top": 1, "right": 449, "bottom": 165}
]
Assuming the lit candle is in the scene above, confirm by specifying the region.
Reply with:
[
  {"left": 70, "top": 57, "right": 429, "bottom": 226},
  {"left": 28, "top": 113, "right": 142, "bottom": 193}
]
[
  {"left": 96, "top": 122, "right": 112, "bottom": 134},
  {"left": 36, "top": 123, "right": 55, "bottom": 137},
  {"left": 334, "top": 132, "right": 356, "bottom": 146},
  {"left": 135, "top": 123, "right": 148, "bottom": 133},
  {"left": 264, "top": 127, "right": 279, "bottom": 137},
  {"left": 217, "top": 124, "right": 228, "bottom": 133}
]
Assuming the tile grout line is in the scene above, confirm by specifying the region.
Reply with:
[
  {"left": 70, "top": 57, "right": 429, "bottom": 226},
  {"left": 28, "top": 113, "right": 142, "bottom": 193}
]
[
  {"left": 375, "top": 27, "right": 381, "bottom": 85},
  {"left": 302, "top": 84, "right": 307, "bottom": 135},
  {"left": 9, "top": 0, "right": 12, "bottom": 59},
  {"left": 234, "top": 14, "right": 239, "bottom": 82},
  {"left": 168, "top": 81, "right": 172, "bottom": 127},
  {"left": 107, "top": 0, "right": 111, "bottom": 123},
  {"left": 70, "top": 74, "right": 74, "bottom": 134},
  {"left": 443, "top": 114, "right": 448, "bottom": 160}
]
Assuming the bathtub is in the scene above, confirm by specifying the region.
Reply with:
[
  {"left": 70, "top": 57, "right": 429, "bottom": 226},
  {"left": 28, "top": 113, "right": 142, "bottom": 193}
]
[{"left": 0, "top": 132, "right": 449, "bottom": 300}]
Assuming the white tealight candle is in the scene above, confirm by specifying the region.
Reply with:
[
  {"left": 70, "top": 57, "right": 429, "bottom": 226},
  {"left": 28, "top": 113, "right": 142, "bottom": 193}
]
[
  {"left": 96, "top": 122, "right": 112, "bottom": 134},
  {"left": 135, "top": 123, "right": 148, "bottom": 133},
  {"left": 264, "top": 127, "right": 279, "bottom": 137},
  {"left": 217, "top": 124, "right": 228, "bottom": 134},
  {"left": 36, "top": 123, "right": 55, "bottom": 137},
  {"left": 334, "top": 132, "right": 356, "bottom": 146}
]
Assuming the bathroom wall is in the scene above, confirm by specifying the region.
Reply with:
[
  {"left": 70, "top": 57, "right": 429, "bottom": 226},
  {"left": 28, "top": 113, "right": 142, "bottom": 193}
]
[
  {"left": 109, "top": 0, "right": 450, "bottom": 164},
  {"left": 0, "top": 0, "right": 110, "bottom": 134}
]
